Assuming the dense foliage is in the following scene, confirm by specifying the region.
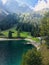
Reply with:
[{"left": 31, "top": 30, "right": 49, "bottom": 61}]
[
  {"left": 16, "top": 13, "right": 41, "bottom": 37},
  {"left": 0, "top": 14, "right": 16, "bottom": 30},
  {"left": 40, "top": 12, "right": 49, "bottom": 46},
  {"left": 22, "top": 49, "right": 43, "bottom": 65},
  {"left": 0, "top": 13, "right": 42, "bottom": 37},
  {"left": 8, "top": 31, "right": 14, "bottom": 38}
]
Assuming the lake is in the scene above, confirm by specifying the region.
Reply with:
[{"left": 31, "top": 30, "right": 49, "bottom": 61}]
[{"left": 0, "top": 40, "right": 34, "bottom": 65}]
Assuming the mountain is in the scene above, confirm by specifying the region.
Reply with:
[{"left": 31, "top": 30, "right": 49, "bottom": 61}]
[
  {"left": 0, "top": 8, "right": 9, "bottom": 21},
  {"left": 0, "top": 0, "right": 49, "bottom": 14},
  {"left": 0, "top": 0, "right": 3, "bottom": 8},
  {"left": 35, "top": 8, "right": 49, "bottom": 15},
  {"left": 1, "top": 0, "right": 33, "bottom": 13},
  {"left": 0, "top": 0, "right": 9, "bottom": 21},
  {"left": 41, "top": 8, "right": 49, "bottom": 13},
  {"left": 0, "top": 14, "right": 17, "bottom": 30}
]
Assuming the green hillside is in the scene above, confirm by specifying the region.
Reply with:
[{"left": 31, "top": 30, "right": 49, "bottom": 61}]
[{"left": 0, "top": 27, "right": 40, "bottom": 42}]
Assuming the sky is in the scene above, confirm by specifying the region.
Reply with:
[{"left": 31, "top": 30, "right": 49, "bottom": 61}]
[{"left": 1, "top": 0, "right": 49, "bottom": 11}]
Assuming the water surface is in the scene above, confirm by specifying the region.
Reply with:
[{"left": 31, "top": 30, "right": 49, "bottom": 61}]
[{"left": 0, "top": 40, "right": 34, "bottom": 65}]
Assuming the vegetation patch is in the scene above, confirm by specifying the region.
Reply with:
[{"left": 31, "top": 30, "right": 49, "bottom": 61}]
[{"left": 40, "top": 44, "right": 49, "bottom": 65}]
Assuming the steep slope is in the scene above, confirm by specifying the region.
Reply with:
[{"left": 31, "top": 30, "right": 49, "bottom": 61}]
[
  {"left": 35, "top": 8, "right": 49, "bottom": 15},
  {"left": 0, "top": 14, "right": 19, "bottom": 30},
  {"left": 0, "top": 8, "right": 9, "bottom": 21},
  {"left": 2, "top": 0, "right": 33, "bottom": 13}
]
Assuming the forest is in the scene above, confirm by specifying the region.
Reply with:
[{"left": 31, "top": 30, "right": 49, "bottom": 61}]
[{"left": 0, "top": 12, "right": 42, "bottom": 37}]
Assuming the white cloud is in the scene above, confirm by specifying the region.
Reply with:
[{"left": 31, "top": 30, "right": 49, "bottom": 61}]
[
  {"left": 1, "top": 0, "right": 7, "bottom": 5},
  {"left": 34, "top": 0, "right": 49, "bottom": 11}
]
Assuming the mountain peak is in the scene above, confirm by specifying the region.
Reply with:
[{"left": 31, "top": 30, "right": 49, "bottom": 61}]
[
  {"left": 0, "top": 0, "right": 49, "bottom": 13},
  {"left": 0, "top": 0, "right": 33, "bottom": 13}
]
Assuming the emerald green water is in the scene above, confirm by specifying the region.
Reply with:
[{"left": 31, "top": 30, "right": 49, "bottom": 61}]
[{"left": 0, "top": 40, "right": 34, "bottom": 65}]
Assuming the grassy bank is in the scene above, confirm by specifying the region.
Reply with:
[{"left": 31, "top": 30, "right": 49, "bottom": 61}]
[{"left": 0, "top": 28, "right": 40, "bottom": 43}]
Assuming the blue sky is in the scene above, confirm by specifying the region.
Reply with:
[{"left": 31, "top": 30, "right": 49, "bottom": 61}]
[
  {"left": 1, "top": 0, "right": 49, "bottom": 11},
  {"left": 21, "top": 0, "right": 38, "bottom": 7}
]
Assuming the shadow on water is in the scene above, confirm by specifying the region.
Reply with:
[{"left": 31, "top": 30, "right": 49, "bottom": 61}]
[{"left": 0, "top": 40, "right": 34, "bottom": 65}]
